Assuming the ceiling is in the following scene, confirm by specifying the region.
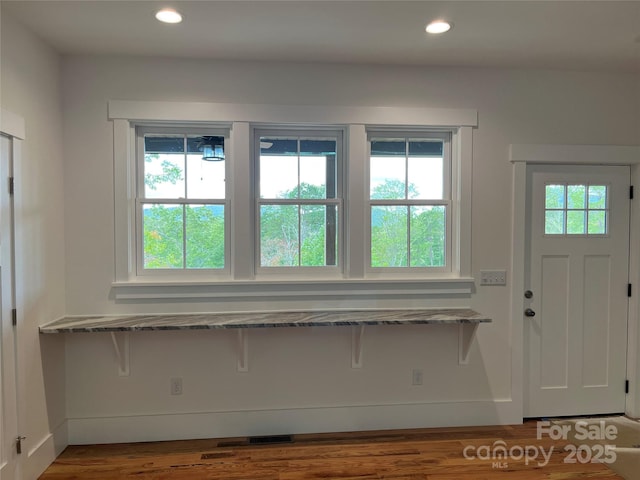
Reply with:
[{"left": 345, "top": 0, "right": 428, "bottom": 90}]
[{"left": 3, "top": 0, "right": 640, "bottom": 72}]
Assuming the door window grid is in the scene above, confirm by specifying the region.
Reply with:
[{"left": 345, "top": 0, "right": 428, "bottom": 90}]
[{"left": 544, "top": 183, "right": 608, "bottom": 235}]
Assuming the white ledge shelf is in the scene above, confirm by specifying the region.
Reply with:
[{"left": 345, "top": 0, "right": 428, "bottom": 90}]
[
  {"left": 110, "top": 278, "right": 475, "bottom": 300},
  {"left": 40, "top": 309, "right": 491, "bottom": 373}
]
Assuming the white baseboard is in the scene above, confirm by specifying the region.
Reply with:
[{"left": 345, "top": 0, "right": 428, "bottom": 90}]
[
  {"left": 25, "top": 421, "right": 68, "bottom": 480},
  {"left": 68, "top": 400, "right": 518, "bottom": 445}
]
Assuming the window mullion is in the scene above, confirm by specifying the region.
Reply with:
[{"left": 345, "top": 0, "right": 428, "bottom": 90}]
[
  {"left": 182, "top": 204, "right": 187, "bottom": 270},
  {"left": 406, "top": 205, "right": 411, "bottom": 267},
  {"left": 298, "top": 204, "right": 302, "bottom": 267}
]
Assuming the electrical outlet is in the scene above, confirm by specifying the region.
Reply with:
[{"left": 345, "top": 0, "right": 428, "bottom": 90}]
[
  {"left": 479, "top": 270, "right": 507, "bottom": 286},
  {"left": 170, "top": 377, "right": 183, "bottom": 395},
  {"left": 412, "top": 369, "right": 423, "bottom": 386}
]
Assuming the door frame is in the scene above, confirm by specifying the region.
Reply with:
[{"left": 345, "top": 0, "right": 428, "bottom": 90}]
[
  {"left": 0, "top": 109, "right": 25, "bottom": 477},
  {"left": 510, "top": 144, "right": 640, "bottom": 420}
]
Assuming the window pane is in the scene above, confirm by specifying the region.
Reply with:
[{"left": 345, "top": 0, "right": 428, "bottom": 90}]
[
  {"left": 185, "top": 205, "right": 225, "bottom": 269},
  {"left": 410, "top": 206, "right": 445, "bottom": 267},
  {"left": 186, "top": 154, "right": 226, "bottom": 199},
  {"left": 545, "top": 210, "right": 565, "bottom": 234},
  {"left": 260, "top": 138, "right": 298, "bottom": 199},
  {"left": 545, "top": 185, "right": 565, "bottom": 209},
  {"left": 371, "top": 139, "right": 405, "bottom": 156},
  {"left": 260, "top": 154, "right": 298, "bottom": 198},
  {"left": 300, "top": 137, "right": 337, "bottom": 199},
  {"left": 371, "top": 206, "right": 407, "bottom": 267},
  {"left": 300, "top": 139, "right": 337, "bottom": 157},
  {"left": 370, "top": 139, "right": 406, "bottom": 200},
  {"left": 567, "top": 185, "right": 586, "bottom": 209},
  {"left": 589, "top": 185, "right": 607, "bottom": 209},
  {"left": 588, "top": 211, "right": 607, "bottom": 234},
  {"left": 370, "top": 156, "right": 406, "bottom": 199},
  {"left": 145, "top": 135, "right": 184, "bottom": 154},
  {"left": 142, "top": 204, "right": 184, "bottom": 268},
  {"left": 408, "top": 156, "right": 443, "bottom": 199},
  {"left": 567, "top": 210, "right": 586, "bottom": 234},
  {"left": 260, "top": 205, "right": 299, "bottom": 266},
  {"left": 300, "top": 205, "right": 338, "bottom": 266},
  {"left": 144, "top": 154, "right": 185, "bottom": 199},
  {"left": 300, "top": 155, "right": 331, "bottom": 199}
]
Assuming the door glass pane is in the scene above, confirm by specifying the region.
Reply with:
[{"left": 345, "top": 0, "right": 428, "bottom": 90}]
[
  {"left": 545, "top": 185, "right": 565, "bottom": 209},
  {"left": 588, "top": 211, "right": 607, "bottom": 234},
  {"left": 545, "top": 210, "right": 565, "bottom": 234},
  {"left": 371, "top": 206, "right": 407, "bottom": 267},
  {"left": 588, "top": 185, "right": 607, "bottom": 209},
  {"left": 567, "top": 185, "right": 586, "bottom": 209},
  {"left": 142, "top": 204, "right": 184, "bottom": 268},
  {"left": 567, "top": 210, "right": 586, "bottom": 234},
  {"left": 410, "top": 206, "right": 445, "bottom": 267},
  {"left": 185, "top": 205, "right": 224, "bottom": 268}
]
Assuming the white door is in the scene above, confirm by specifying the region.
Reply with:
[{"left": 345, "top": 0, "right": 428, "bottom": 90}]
[
  {"left": 525, "top": 164, "right": 630, "bottom": 418},
  {"left": 0, "top": 134, "right": 19, "bottom": 479}
]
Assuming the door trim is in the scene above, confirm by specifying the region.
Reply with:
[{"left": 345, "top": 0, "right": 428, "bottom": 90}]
[
  {"left": 0, "top": 109, "right": 25, "bottom": 141},
  {"left": 0, "top": 131, "right": 19, "bottom": 477},
  {"left": 510, "top": 144, "right": 640, "bottom": 420}
]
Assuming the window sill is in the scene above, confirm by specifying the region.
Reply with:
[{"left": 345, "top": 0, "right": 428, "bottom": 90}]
[{"left": 111, "top": 277, "right": 476, "bottom": 301}]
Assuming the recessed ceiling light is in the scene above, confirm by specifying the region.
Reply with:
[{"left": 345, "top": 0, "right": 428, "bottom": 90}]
[
  {"left": 425, "top": 20, "right": 452, "bottom": 34},
  {"left": 155, "top": 8, "right": 183, "bottom": 24}
]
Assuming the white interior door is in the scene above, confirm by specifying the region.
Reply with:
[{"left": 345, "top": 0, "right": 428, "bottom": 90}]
[
  {"left": 525, "top": 164, "right": 630, "bottom": 418},
  {"left": 0, "top": 134, "right": 19, "bottom": 479}
]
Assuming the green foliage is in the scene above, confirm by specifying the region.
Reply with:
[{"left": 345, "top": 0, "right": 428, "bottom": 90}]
[
  {"left": 370, "top": 181, "right": 445, "bottom": 268},
  {"left": 259, "top": 184, "right": 333, "bottom": 267},
  {"left": 144, "top": 154, "right": 183, "bottom": 191},
  {"left": 142, "top": 159, "right": 447, "bottom": 270},
  {"left": 143, "top": 205, "right": 184, "bottom": 268}
]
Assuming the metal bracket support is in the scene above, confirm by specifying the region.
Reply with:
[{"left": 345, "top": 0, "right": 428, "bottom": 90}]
[
  {"left": 110, "top": 332, "right": 130, "bottom": 376},
  {"left": 458, "top": 323, "right": 479, "bottom": 365},
  {"left": 351, "top": 325, "right": 365, "bottom": 368}
]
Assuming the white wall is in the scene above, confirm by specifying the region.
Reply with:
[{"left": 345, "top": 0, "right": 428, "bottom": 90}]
[
  {"left": 0, "top": 9, "right": 67, "bottom": 479},
  {"left": 61, "top": 55, "right": 640, "bottom": 443}
]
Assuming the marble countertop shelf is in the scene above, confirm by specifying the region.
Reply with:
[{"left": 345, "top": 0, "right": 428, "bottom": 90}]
[
  {"left": 40, "top": 309, "right": 491, "bottom": 373},
  {"left": 39, "top": 308, "right": 490, "bottom": 333}
]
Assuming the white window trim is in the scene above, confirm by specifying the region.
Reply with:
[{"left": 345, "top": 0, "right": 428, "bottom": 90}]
[
  {"left": 253, "top": 126, "right": 345, "bottom": 277},
  {"left": 365, "top": 130, "right": 453, "bottom": 276},
  {"left": 135, "top": 126, "right": 231, "bottom": 278},
  {"left": 110, "top": 100, "right": 476, "bottom": 299}
]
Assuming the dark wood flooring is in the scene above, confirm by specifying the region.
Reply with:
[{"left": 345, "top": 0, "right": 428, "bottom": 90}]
[{"left": 39, "top": 421, "right": 624, "bottom": 479}]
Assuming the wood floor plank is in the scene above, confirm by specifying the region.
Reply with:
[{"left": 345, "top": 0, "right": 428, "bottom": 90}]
[{"left": 39, "top": 421, "right": 625, "bottom": 480}]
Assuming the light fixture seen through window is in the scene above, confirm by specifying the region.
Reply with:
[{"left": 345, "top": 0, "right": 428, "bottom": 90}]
[
  {"left": 200, "top": 137, "right": 225, "bottom": 161},
  {"left": 425, "top": 20, "right": 452, "bottom": 34},
  {"left": 155, "top": 8, "right": 183, "bottom": 24}
]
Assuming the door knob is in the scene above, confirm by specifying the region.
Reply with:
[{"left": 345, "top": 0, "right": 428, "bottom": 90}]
[
  {"left": 524, "top": 308, "right": 536, "bottom": 317},
  {"left": 524, "top": 290, "right": 533, "bottom": 299}
]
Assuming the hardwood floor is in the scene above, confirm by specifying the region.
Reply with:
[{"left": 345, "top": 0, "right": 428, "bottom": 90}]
[{"left": 39, "top": 421, "right": 624, "bottom": 479}]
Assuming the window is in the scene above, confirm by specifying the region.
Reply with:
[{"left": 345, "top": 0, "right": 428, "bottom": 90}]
[
  {"left": 136, "top": 127, "right": 229, "bottom": 274},
  {"left": 368, "top": 132, "right": 451, "bottom": 271},
  {"left": 256, "top": 130, "right": 342, "bottom": 271},
  {"left": 112, "top": 101, "right": 476, "bottom": 299},
  {"left": 544, "top": 183, "right": 608, "bottom": 235}
]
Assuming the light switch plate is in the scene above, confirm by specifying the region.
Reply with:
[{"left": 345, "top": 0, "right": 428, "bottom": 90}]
[{"left": 480, "top": 270, "right": 507, "bottom": 286}]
